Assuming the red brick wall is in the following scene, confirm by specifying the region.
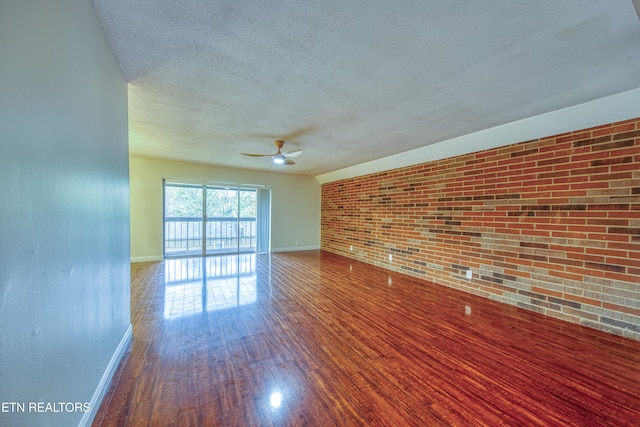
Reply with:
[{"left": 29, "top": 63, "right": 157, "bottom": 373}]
[{"left": 321, "top": 118, "right": 640, "bottom": 340}]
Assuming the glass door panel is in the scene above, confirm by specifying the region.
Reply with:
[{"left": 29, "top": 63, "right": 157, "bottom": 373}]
[
  {"left": 206, "top": 187, "right": 239, "bottom": 255},
  {"left": 238, "top": 189, "right": 257, "bottom": 252},
  {"left": 164, "top": 184, "right": 203, "bottom": 257}
]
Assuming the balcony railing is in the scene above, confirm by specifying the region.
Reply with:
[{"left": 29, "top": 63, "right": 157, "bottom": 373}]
[{"left": 164, "top": 216, "right": 256, "bottom": 257}]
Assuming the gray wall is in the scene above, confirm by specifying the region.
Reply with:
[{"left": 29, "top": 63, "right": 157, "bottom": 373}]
[{"left": 0, "top": 1, "right": 130, "bottom": 426}]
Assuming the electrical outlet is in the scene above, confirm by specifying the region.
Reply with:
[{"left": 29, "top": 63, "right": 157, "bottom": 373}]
[
  {"left": 466, "top": 270, "right": 472, "bottom": 279},
  {"left": 388, "top": 254, "right": 393, "bottom": 261},
  {"left": 350, "top": 245, "right": 353, "bottom": 251}
]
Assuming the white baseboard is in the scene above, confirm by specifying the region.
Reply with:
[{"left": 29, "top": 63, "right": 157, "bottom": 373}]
[
  {"left": 271, "top": 245, "right": 321, "bottom": 253},
  {"left": 130, "top": 255, "right": 162, "bottom": 263},
  {"left": 78, "top": 323, "right": 133, "bottom": 427}
]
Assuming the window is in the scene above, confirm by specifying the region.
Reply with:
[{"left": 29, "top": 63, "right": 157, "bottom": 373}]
[{"left": 163, "top": 181, "right": 270, "bottom": 257}]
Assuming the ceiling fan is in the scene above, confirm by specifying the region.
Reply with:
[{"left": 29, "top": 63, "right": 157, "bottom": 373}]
[{"left": 242, "top": 140, "right": 302, "bottom": 165}]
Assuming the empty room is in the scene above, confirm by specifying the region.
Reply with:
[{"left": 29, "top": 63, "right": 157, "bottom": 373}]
[{"left": 1, "top": 1, "right": 640, "bottom": 426}]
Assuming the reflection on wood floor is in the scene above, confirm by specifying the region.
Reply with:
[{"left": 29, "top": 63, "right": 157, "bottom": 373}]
[{"left": 92, "top": 250, "right": 640, "bottom": 426}]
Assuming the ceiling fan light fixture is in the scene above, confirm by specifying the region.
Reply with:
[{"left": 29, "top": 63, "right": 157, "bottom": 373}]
[{"left": 243, "top": 139, "right": 300, "bottom": 166}]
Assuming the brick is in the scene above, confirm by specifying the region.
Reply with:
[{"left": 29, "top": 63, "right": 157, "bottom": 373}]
[
  {"left": 564, "top": 293, "right": 603, "bottom": 307},
  {"left": 572, "top": 135, "right": 612, "bottom": 147},
  {"left": 592, "top": 123, "right": 637, "bottom": 137},
  {"left": 556, "top": 131, "right": 591, "bottom": 143},
  {"left": 612, "top": 129, "right": 640, "bottom": 140},
  {"left": 529, "top": 286, "right": 562, "bottom": 299}
]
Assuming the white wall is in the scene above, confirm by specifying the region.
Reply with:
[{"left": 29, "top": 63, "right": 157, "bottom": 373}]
[
  {"left": 0, "top": 1, "right": 130, "bottom": 426},
  {"left": 130, "top": 156, "right": 321, "bottom": 261}
]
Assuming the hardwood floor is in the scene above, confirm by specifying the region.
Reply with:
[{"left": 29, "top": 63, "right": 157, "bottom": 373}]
[{"left": 92, "top": 250, "right": 640, "bottom": 426}]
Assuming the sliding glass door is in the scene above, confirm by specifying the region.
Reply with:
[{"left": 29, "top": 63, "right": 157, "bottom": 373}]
[{"left": 164, "top": 181, "right": 270, "bottom": 258}]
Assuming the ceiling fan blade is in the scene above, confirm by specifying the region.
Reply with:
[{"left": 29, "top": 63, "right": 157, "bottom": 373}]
[
  {"left": 284, "top": 158, "right": 296, "bottom": 165},
  {"left": 241, "top": 152, "right": 277, "bottom": 157},
  {"left": 284, "top": 149, "right": 302, "bottom": 158}
]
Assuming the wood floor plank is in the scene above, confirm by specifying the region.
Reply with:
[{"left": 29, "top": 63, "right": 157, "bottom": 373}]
[{"left": 93, "top": 251, "right": 640, "bottom": 426}]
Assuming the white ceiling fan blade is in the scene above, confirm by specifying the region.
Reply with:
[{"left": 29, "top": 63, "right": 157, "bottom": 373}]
[
  {"left": 284, "top": 149, "right": 302, "bottom": 158},
  {"left": 241, "top": 152, "right": 277, "bottom": 157},
  {"left": 284, "top": 158, "right": 296, "bottom": 165}
]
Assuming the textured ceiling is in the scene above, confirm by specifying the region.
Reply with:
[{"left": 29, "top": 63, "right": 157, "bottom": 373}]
[{"left": 93, "top": 0, "right": 640, "bottom": 176}]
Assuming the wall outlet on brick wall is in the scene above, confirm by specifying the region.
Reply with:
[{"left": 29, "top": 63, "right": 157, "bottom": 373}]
[
  {"left": 466, "top": 270, "right": 472, "bottom": 280},
  {"left": 350, "top": 245, "right": 353, "bottom": 251},
  {"left": 389, "top": 254, "right": 393, "bottom": 261}
]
